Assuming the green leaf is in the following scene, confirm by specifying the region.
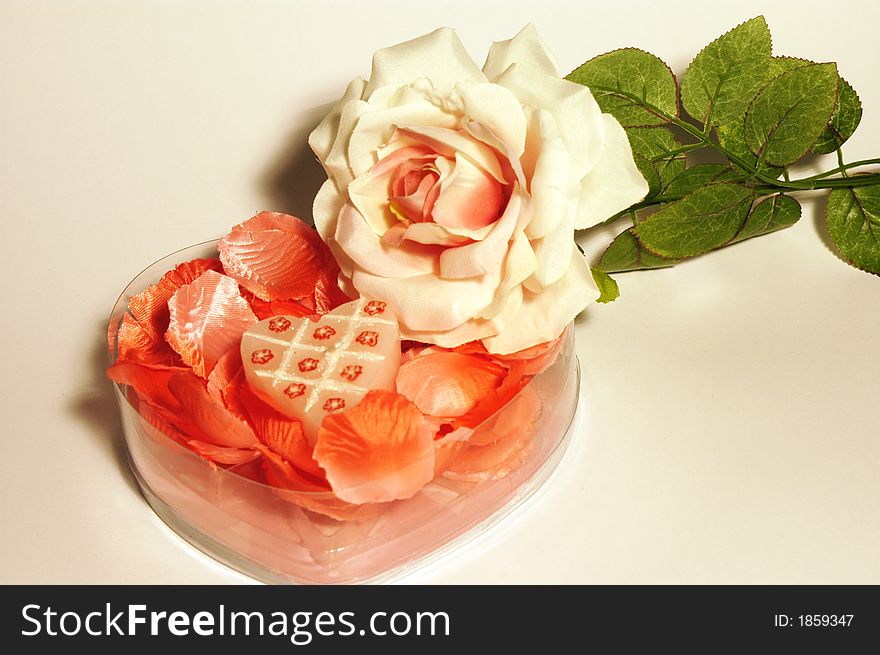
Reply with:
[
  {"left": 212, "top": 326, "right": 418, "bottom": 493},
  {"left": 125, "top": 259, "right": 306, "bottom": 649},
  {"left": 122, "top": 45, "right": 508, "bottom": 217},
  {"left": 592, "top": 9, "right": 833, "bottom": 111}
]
[
  {"left": 680, "top": 16, "right": 772, "bottom": 128},
  {"left": 626, "top": 126, "right": 681, "bottom": 159},
  {"left": 825, "top": 184, "right": 880, "bottom": 275},
  {"left": 732, "top": 194, "right": 801, "bottom": 243},
  {"left": 662, "top": 164, "right": 738, "bottom": 197},
  {"left": 767, "top": 55, "right": 812, "bottom": 78},
  {"left": 566, "top": 48, "right": 678, "bottom": 127},
  {"left": 633, "top": 183, "right": 755, "bottom": 258},
  {"left": 743, "top": 62, "right": 839, "bottom": 166},
  {"left": 598, "top": 228, "right": 680, "bottom": 273},
  {"left": 715, "top": 120, "right": 783, "bottom": 178},
  {"left": 765, "top": 58, "right": 863, "bottom": 155},
  {"left": 590, "top": 268, "right": 621, "bottom": 303},
  {"left": 812, "top": 76, "right": 862, "bottom": 154},
  {"left": 625, "top": 127, "right": 686, "bottom": 197}
]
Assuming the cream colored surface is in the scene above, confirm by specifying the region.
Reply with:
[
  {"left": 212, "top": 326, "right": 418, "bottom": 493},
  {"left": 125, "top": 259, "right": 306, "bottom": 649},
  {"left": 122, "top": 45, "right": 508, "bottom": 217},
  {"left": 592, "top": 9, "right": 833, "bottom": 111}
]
[{"left": 1, "top": 0, "right": 878, "bottom": 584}]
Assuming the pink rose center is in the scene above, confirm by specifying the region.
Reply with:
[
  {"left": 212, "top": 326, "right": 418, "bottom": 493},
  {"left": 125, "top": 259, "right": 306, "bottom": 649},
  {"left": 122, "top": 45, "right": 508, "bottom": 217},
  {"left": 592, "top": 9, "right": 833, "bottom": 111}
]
[{"left": 376, "top": 142, "right": 507, "bottom": 232}]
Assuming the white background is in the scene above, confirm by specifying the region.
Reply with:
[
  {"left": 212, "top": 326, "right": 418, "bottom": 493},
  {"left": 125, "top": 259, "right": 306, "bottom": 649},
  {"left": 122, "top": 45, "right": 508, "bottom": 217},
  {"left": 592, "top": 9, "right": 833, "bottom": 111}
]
[{"left": 1, "top": 0, "right": 878, "bottom": 584}]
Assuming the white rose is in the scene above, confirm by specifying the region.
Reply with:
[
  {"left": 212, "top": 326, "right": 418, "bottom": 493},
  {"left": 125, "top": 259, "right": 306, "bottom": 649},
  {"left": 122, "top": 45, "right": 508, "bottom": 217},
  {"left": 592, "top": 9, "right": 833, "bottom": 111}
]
[{"left": 309, "top": 25, "right": 647, "bottom": 353}]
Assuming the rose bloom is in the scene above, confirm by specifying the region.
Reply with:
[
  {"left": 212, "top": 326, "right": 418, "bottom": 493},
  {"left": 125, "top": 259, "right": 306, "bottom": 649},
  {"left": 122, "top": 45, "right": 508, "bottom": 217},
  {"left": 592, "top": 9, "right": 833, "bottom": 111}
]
[{"left": 309, "top": 25, "right": 647, "bottom": 354}]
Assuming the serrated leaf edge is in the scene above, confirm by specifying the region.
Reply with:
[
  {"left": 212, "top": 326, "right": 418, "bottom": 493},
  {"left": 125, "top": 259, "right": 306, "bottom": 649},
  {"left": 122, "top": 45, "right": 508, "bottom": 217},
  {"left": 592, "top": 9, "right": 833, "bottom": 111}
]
[{"left": 566, "top": 47, "right": 680, "bottom": 127}]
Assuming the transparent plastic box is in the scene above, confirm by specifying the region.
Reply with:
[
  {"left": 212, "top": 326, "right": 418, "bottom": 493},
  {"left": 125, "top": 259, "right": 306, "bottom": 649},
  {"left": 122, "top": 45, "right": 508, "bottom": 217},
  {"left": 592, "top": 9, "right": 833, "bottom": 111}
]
[{"left": 109, "top": 242, "right": 580, "bottom": 584}]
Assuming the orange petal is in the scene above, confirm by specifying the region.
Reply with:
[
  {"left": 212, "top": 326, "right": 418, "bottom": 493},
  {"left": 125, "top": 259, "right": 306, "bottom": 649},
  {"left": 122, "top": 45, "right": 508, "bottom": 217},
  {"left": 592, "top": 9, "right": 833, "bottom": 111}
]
[
  {"left": 188, "top": 440, "right": 261, "bottom": 465},
  {"left": 313, "top": 390, "right": 435, "bottom": 504},
  {"left": 167, "top": 371, "right": 258, "bottom": 450},
  {"left": 260, "top": 448, "right": 367, "bottom": 521},
  {"left": 206, "top": 348, "right": 243, "bottom": 406},
  {"left": 311, "top": 265, "right": 352, "bottom": 314},
  {"left": 455, "top": 331, "right": 565, "bottom": 376},
  {"left": 396, "top": 351, "right": 506, "bottom": 418},
  {"left": 116, "top": 312, "right": 177, "bottom": 366},
  {"left": 239, "top": 287, "right": 315, "bottom": 320},
  {"left": 165, "top": 270, "right": 257, "bottom": 378},
  {"left": 233, "top": 381, "right": 325, "bottom": 479},
  {"left": 106, "top": 360, "right": 188, "bottom": 411},
  {"left": 218, "top": 211, "right": 338, "bottom": 303},
  {"left": 444, "top": 386, "right": 542, "bottom": 481},
  {"left": 456, "top": 362, "right": 532, "bottom": 429}
]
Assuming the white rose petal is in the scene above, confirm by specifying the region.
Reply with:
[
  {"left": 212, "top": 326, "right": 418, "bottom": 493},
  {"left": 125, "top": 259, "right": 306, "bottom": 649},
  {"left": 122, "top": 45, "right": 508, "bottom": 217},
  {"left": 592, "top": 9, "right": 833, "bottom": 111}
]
[
  {"left": 483, "top": 23, "right": 559, "bottom": 81},
  {"left": 365, "top": 27, "right": 487, "bottom": 96},
  {"left": 483, "top": 250, "right": 598, "bottom": 354},
  {"left": 496, "top": 62, "right": 606, "bottom": 182},
  {"left": 576, "top": 113, "right": 650, "bottom": 229}
]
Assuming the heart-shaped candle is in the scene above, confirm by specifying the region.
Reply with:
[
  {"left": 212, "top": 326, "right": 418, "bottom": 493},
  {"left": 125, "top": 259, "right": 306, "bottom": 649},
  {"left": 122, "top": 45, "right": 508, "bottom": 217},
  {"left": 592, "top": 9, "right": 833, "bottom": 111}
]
[{"left": 240, "top": 297, "right": 400, "bottom": 441}]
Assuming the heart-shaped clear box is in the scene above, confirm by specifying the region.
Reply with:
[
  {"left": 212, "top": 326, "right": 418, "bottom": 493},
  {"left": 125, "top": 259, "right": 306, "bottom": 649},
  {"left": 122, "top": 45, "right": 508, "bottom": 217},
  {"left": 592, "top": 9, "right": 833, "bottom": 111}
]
[{"left": 108, "top": 241, "right": 580, "bottom": 584}]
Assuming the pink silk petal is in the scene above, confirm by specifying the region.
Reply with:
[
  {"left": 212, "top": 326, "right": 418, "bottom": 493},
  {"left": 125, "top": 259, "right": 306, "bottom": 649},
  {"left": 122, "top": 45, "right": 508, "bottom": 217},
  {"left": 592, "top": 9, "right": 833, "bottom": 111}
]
[
  {"left": 396, "top": 351, "right": 506, "bottom": 418},
  {"left": 314, "top": 390, "right": 435, "bottom": 504},
  {"left": 431, "top": 156, "right": 504, "bottom": 231},
  {"left": 371, "top": 145, "right": 435, "bottom": 176},
  {"left": 127, "top": 257, "right": 223, "bottom": 343},
  {"left": 218, "top": 211, "right": 338, "bottom": 303},
  {"left": 167, "top": 371, "right": 258, "bottom": 449},
  {"left": 165, "top": 270, "right": 257, "bottom": 378}
]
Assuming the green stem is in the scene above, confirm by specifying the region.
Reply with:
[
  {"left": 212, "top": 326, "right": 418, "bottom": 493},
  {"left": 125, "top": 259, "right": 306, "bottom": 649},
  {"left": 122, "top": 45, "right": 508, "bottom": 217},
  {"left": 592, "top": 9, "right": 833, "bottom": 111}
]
[
  {"left": 803, "top": 157, "right": 880, "bottom": 180},
  {"left": 650, "top": 142, "right": 704, "bottom": 161},
  {"left": 613, "top": 89, "right": 880, "bottom": 191},
  {"left": 836, "top": 148, "right": 848, "bottom": 178}
]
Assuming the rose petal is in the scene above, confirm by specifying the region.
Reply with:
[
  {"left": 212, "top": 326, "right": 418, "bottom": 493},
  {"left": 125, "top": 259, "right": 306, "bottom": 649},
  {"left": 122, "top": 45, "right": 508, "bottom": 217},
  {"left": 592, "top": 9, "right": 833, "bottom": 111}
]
[
  {"left": 525, "top": 109, "right": 578, "bottom": 242},
  {"left": 219, "top": 212, "right": 337, "bottom": 303},
  {"left": 482, "top": 251, "right": 596, "bottom": 354},
  {"left": 482, "top": 23, "right": 559, "bottom": 81},
  {"left": 495, "top": 62, "right": 605, "bottom": 182},
  {"left": 309, "top": 77, "right": 368, "bottom": 189},
  {"left": 398, "top": 125, "right": 507, "bottom": 183},
  {"left": 114, "top": 258, "right": 222, "bottom": 366},
  {"left": 188, "top": 441, "right": 261, "bottom": 466},
  {"left": 167, "top": 371, "right": 258, "bottom": 450},
  {"left": 352, "top": 266, "right": 502, "bottom": 333},
  {"left": 396, "top": 351, "right": 506, "bottom": 418},
  {"left": 456, "top": 329, "right": 566, "bottom": 376},
  {"left": 335, "top": 204, "right": 441, "bottom": 278},
  {"left": 454, "top": 82, "right": 528, "bottom": 160},
  {"left": 239, "top": 287, "right": 314, "bottom": 321},
  {"left": 364, "top": 27, "right": 486, "bottom": 96},
  {"left": 165, "top": 270, "right": 257, "bottom": 378},
  {"left": 438, "top": 184, "right": 523, "bottom": 279},
  {"left": 347, "top": 99, "right": 457, "bottom": 179},
  {"left": 444, "top": 386, "right": 542, "bottom": 481},
  {"left": 314, "top": 390, "right": 434, "bottom": 504},
  {"left": 234, "top": 382, "right": 325, "bottom": 480},
  {"left": 431, "top": 154, "right": 504, "bottom": 231},
  {"left": 206, "top": 348, "right": 243, "bottom": 407},
  {"left": 116, "top": 313, "right": 177, "bottom": 366},
  {"left": 261, "top": 448, "right": 367, "bottom": 521},
  {"left": 576, "top": 113, "right": 650, "bottom": 228},
  {"left": 106, "top": 360, "right": 189, "bottom": 411},
  {"left": 128, "top": 257, "right": 223, "bottom": 342}
]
